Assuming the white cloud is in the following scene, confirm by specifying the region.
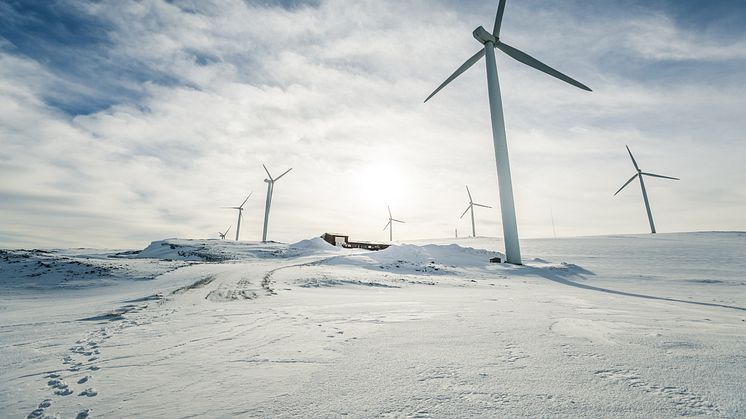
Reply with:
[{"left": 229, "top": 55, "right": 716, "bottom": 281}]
[
  {"left": 1, "top": 0, "right": 745, "bottom": 248},
  {"left": 626, "top": 14, "right": 746, "bottom": 61}
]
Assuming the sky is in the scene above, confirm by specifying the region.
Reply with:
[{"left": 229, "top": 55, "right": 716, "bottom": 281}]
[{"left": 1, "top": 0, "right": 745, "bottom": 249}]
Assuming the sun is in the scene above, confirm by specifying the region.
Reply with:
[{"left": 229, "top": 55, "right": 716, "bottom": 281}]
[{"left": 355, "top": 162, "right": 407, "bottom": 209}]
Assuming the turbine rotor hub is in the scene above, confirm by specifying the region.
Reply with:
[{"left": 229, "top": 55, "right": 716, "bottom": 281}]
[{"left": 472, "top": 26, "right": 497, "bottom": 45}]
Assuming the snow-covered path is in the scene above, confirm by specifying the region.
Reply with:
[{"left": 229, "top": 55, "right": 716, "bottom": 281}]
[{"left": 2, "top": 233, "right": 745, "bottom": 418}]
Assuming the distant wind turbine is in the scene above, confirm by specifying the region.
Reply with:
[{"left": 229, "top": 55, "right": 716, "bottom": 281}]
[
  {"left": 218, "top": 225, "right": 232, "bottom": 240},
  {"left": 614, "top": 145, "right": 679, "bottom": 234},
  {"left": 460, "top": 186, "right": 492, "bottom": 237},
  {"left": 261, "top": 164, "right": 292, "bottom": 242},
  {"left": 383, "top": 206, "right": 405, "bottom": 242},
  {"left": 222, "top": 193, "right": 252, "bottom": 241},
  {"left": 425, "top": 0, "right": 591, "bottom": 264}
]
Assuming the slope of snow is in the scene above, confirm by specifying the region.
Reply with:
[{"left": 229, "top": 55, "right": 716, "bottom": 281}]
[
  {"left": 1, "top": 232, "right": 745, "bottom": 418},
  {"left": 0, "top": 248, "right": 187, "bottom": 291},
  {"left": 325, "top": 243, "right": 504, "bottom": 276},
  {"left": 136, "top": 238, "right": 289, "bottom": 261}
]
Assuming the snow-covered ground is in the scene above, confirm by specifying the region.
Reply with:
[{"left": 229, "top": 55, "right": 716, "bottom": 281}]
[{"left": 1, "top": 232, "right": 744, "bottom": 418}]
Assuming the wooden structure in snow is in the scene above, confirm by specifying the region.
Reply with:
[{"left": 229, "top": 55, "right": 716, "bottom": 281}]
[{"left": 321, "top": 233, "right": 390, "bottom": 251}]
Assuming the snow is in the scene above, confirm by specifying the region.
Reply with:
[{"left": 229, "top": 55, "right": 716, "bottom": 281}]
[
  {"left": 288, "top": 237, "right": 342, "bottom": 253},
  {"left": 1, "top": 232, "right": 745, "bottom": 417}
]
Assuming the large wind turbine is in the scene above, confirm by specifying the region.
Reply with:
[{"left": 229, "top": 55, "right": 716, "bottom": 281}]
[
  {"left": 261, "top": 164, "right": 292, "bottom": 242},
  {"left": 425, "top": 0, "right": 591, "bottom": 264},
  {"left": 383, "top": 206, "right": 405, "bottom": 242},
  {"left": 218, "top": 225, "right": 231, "bottom": 240},
  {"left": 614, "top": 145, "right": 679, "bottom": 234},
  {"left": 460, "top": 185, "right": 492, "bottom": 237},
  {"left": 222, "top": 193, "right": 251, "bottom": 241}
]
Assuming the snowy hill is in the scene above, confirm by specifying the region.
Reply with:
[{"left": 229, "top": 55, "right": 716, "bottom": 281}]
[{"left": 1, "top": 232, "right": 745, "bottom": 417}]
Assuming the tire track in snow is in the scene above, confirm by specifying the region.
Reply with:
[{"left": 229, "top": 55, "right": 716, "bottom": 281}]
[{"left": 260, "top": 255, "right": 351, "bottom": 295}]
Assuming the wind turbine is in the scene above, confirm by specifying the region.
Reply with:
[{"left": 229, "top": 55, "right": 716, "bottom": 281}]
[
  {"left": 460, "top": 185, "right": 492, "bottom": 237},
  {"left": 218, "top": 225, "right": 232, "bottom": 240},
  {"left": 383, "top": 206, "right": 405, "bottom": 242},
  {"left": 614, "top": 145, "right": 679, "bottom": 234},
  {"left": 261, "top": 164, "right": 292, "bottom": 242},
  {"left": 425, "top": 0, "right": 591, "bottom": 264},
  {"left": 222, "top": 193, "right": 251, "bottom": 241}
]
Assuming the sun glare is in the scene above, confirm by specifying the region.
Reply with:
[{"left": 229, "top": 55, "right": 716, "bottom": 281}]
[{"left": 356, "top": 162, "right": 408, "bottom": 209}]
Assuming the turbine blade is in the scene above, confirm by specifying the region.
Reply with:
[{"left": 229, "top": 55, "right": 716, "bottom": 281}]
[
  {"left": 221, "top": 206, "right": 240, "bottom": 209},
  {"left": 262, "top": 164, "right": 273, "bottom": 181},
  {"left": 383, "top": 221, "right": 391, "bottom": 230},
  {"left": 472, "top": 203, "right": 492, "bottom": 208},
  {"left": 392, "top": 219, "right": 405, "bottom": 223},
  {"left": 642, "top": 172, "right": 679, "bottom": 181},
  {"left": 466, "top": 185, "right": 472, "bottom": 202},
  {"left": 493, "top": 0, "right": 507, "bottom": 37},
  {"left": 495, "top": 42, "right": 592, "bottom": 91},
  {"left": 239, "top": 192, "right": 252, "bottom": 208},
  {"left": 614, "top": 174, "right": 638, "bottom": 196},
  {"left": 460, "top": 205, "right": 471, "bottom": 219},
  {"left": 625, "top": 145, "right": 640, "bottom": 171},
  {"left": 275, "top": 168, "right": 292, "bottom": 181},
  {"left": 225, "top": 226, "right": 232, "bottom": 234},
  {"left": 424, "top": 49, "right": 486, "bottom": 103},
  {"left": 388, "top": 206, "right": 392, "bottom": 218}
]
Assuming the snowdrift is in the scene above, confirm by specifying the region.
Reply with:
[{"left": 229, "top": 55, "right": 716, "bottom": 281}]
[
  {"left": 136, "top": 238, "right": 288, "bottom": 261},
  {"left": 325, "top": 243, "right": 505, "bottom": 275},
  {"left": 0, "top": 249, "right": 185, "bottom": 290},
  {"left": 287, "top": 237, "right": 344, "bottom": 254}
]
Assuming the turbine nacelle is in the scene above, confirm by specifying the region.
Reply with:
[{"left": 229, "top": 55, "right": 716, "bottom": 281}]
[{"left": 472, "top": 26, "right": 497, "bottom": 45}]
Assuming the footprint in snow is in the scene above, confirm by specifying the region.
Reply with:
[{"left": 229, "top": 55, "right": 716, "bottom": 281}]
[
  {"left": 77, "top": 375, "right": 91, "bottom": 384},
  {"left": 55, "top": 387, "right": 74, "bottom": 396},
  {"left": 76, "top": 409, "right": 92, "bottom": 419},
  {"left": 26, "top": 399, "right": 52, "bottom": 419},
  {"left": 47, "top": 379, "right": 67, "bottom": 389},
  {"left": 79, "top": 388, "right": 98, "bottom": 397},
  {"left": 26, "top": 408, "right": 45, "bottom": 419}
]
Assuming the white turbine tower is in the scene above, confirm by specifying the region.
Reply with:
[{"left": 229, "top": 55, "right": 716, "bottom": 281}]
[
  {"left": 261, "top": 164, "right": 292, "bottom": 242},
  {"left": 614, "top": 145, "right": 679, "bottom": 234},
  {"left": 222, "top": 193, "right": 252, "bottom": 241},
  {"left": 460, "top": 185, "right": 492, "bottom": 237},
  {"left": 425, "top": 0, "right": 591, "bottom": 264},
  {"left": 218, "top": 225, "right": 231, "bottom": 240},
  {"left": 383, "top": 206, "right": 405, "bottom": 242}
]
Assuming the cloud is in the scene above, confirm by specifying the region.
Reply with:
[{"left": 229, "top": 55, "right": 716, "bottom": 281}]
[
  {"left": 1, "top": 0, "right": 745, "bottom": 248},
  {"left": 625, "top": 14, "right": 746, "bottom": 61}
]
